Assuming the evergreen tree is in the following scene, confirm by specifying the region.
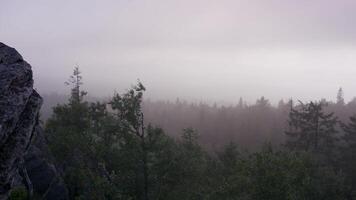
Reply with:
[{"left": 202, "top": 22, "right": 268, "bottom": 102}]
[
  {"left": 336, "top": 87, "right": 345, "bottom": 105},
  {"left": 46, "top": 67, "right": 91, "bottom": 197},
  {"left": 165, "top": 128, "right": 211, "bottom": 200},
  {"left": 109, "top": 82, "right": 182, "bottom": 200},
  {"left": 46, "top": 68, "right": 114, "bottom": 199},
  {"left": 285, "top": 101, "right": 339, "bottom": 157},
  {"left": 238, "top": 97, "right": 244, "bottom": 108},
  {"left": 109, "top": 82, "right": 150, "bottom": 200},
  {"left": 340, "top": 115, "right": 356, "bottom": 195},
  {"left": 256, "top": 96, "right": 270, "bottom": 107}
]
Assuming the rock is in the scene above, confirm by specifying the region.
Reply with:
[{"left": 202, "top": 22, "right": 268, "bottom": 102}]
[
  {"left": 0, "top": 42, "right": 41, "bottom": 199},
  {"left": 24, "top": 126, "right": 69, "bottom": 200},
  {"left": 0, "top": 43, "right": 68, "bottom": 200}
]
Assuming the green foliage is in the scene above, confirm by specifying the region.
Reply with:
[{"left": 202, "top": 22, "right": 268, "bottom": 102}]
[
  {"left": 285, "top": 101, "right": 339, "bottom": 156},
  {"left": 340, "top": 115, "right": 356, "bottom": 194},
  {"left": 159, "top": 128, "right": 211, "bottom": 200},
  {"left": 246, "top": 149, "right": 345, "bottom": 200},
  {"left": 46, "top": 68, "right": 112, "bottom": 199},
  {"left": 45, "top": 69, "right": 350, "bottom": 200},
  {"left": 9, "top": 187, "right": 27, "bottom": 200},
  {"left": 212, "top": 145, "right": 347, "bottom": 200}
]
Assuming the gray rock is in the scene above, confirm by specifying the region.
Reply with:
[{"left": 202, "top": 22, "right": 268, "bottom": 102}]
[
  {"left": 24, "top": 126, "right": 69, "bottom": 200},
  {"left": 0, "top": 43, "right": 68, "bottom": 200},
  {"left": 0, "top": 42, "right": 41, "bottom": 199}
]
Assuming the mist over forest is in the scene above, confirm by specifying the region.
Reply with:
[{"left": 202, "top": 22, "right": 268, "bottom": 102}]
[
  {"left": 30, "top": 69, "right": 356, "bottom": 199},
  {"left": 3, "top": 0, "right": 356, "bottom": 199},
  {"left": 40, "top": 86, "right": 355, "bottom": 151}
]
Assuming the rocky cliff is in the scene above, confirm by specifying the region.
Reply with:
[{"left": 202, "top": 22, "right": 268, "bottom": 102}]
[{"left": 0, "top": 43, "right": 68, "bottom": 200}]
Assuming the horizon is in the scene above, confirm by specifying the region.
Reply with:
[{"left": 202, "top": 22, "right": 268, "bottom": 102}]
[{"left": 39, "top": 86, "right": 350, "bottom": 108}]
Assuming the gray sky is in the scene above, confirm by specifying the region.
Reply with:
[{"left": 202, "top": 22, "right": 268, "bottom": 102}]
[{"left": 2, "top": 0, "right": 356, "bottom": 104}]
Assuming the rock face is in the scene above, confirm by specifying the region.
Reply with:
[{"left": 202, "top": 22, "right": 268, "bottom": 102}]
[
  {"left": 0, "top": 42, "right": 42, "bottom": 199},
  {"left": 0, "top": 43, "right": 68, "bottom": 199},
  {"left": 24, "top": 126, "right": 69, "bottom": 200}
]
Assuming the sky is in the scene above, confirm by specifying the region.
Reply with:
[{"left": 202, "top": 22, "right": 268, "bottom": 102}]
[{"left": 2, "top": 0, "right": 356, "bottom": 105}]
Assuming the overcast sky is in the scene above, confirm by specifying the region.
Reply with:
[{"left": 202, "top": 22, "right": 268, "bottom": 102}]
[{"left": 2, "top": 0, "right": 356, "bottom": 104}]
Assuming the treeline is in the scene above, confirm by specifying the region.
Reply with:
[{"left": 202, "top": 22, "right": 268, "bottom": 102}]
[
  {"left": 143, "top": 97, "right": 288, "bottom": 150},
  {"left": 32, "top": 68, "right": 356, "bottom": 199},
  {"left": 143, "top": 88, "right": 356, "bottom": 151},
  {"left": 42, "top": 85, "right": 356, "bottom": 150}
]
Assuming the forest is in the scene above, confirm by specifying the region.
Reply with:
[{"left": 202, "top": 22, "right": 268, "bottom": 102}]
[
  {"left": 13, "top": 67, "right": 356, "bottom": 200},
  {"left": 4, "top": 1, "right": 356, "bottom": 199}
]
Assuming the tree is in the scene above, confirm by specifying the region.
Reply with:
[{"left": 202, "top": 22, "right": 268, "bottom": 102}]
[
  {"left": 211, "top": 144, "right": 348, "bottom": 200},
  {"left": 109, "top": 82, "right": 194, "bottom": 200},
  {"left": 340, "top": 115, "right": 356, "bottom": 195},
  {"left": 238, "top": 97, "right": 244, "bottom": 108},
  {"left": 247, "top": 147, "right": 346, "bottom": 200},
  {"left": 285, "top": 101, "right": 339, "bottom": 158},
  {"left": 212, "top": 142, "right": 249, "bottom": 199},
  {"left": 163, "top": 128, "right": 212, "bottom": 200},
  {"left": 109, "top": 82, "right": 151, "bottom": 200},
  {"left": 65, "top": 66, "right": 87, "bottom": 105},
  {"left": 336, "top": 87, "right": 345, "bottom": 105},
  {"left": 46, "top": 67, "right": 113, "bottom": 199},
  {"left": 256, "top": 96, "right": 270, "bottom": 108},
  {"left": 46, "top": 67, "right": 91, "bottom": 165}
]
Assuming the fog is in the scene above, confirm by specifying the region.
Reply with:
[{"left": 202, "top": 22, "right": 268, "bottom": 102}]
[
  {"left": 2, "top": 0, "right": 356, "bottom": 104},
  {"left": 4, "top": 2, "right": 356, "bottom": 198}
]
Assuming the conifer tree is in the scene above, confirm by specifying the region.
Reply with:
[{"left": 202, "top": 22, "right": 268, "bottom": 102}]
[
  {"left": 340, "top": 115, "right": 356, "bottom": 193},
  {"left": 46, "top": 67, "right": 112, "bottom": 199},
  {"left": 336, "top": 87, "right": 345, "bottom": 105},
  {"left": 285, "top": 101, "right": 339, "bottom": 157}
]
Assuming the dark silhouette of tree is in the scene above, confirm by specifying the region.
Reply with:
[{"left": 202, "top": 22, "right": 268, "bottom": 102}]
[
  {"left": 65, "top": 66, "right": 87, "bottom": 105},
  {"left": 46, "top": 67, "right": 103, "bottom": 198},
  {"left": 285, "top": 101, "right": 339, "bottom": 157},
  {"left": 110, "top": 82, "right": 151, "bottom": 200},
  {"left": 340, "top": 115, "right": 356, "bottom": 195},
  {"left": 337, "top": 87, "right": 345, "bottom": 105}
]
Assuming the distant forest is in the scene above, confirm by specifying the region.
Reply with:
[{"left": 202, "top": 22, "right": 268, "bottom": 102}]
[{"left": 41, "top": 87, "right": 354, "bottom": 151}]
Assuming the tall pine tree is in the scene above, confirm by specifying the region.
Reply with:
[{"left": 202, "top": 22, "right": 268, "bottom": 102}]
[{"left": 285, "top": 101, "right": 339, "bottom": 158}]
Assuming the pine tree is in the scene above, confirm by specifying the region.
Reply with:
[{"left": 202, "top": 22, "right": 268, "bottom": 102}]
[
  {"left": 256, "top": 96, "right": 270, "bottom": 107},
  {"left": 47, "top": 67, "right": 90, "bottom": 164},
  {"left": 340, "top": 115, "right": 356, "bottom": 193},
  {"left": 336, "top": 87, "right": 345, "bottom": 105},
  {"left": 46, "top": 67, "right": 111, "bottom": 199},
  {"left": 109, "top": 82, "right": 187, "bottom": 200},
  {"left": 238, "top": 97, "right": 244, "bottom": 108},
  {"left": 110, "top": 82, "right": 152, "bottom": 200},
  {"left": 65, "top": 66, "right": 87, "bottom": 105},
  {"left": 285, "top": 101, "right": 339, "bottom": 156}
]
